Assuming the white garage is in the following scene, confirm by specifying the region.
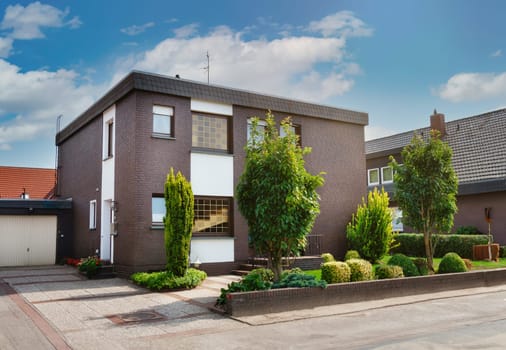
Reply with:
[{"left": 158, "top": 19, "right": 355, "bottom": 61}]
[{"left": 0, "top": 215, "right": 57, "bottom": 266}]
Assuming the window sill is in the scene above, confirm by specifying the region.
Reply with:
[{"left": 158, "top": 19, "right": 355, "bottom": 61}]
[
  {"left": 151, "top": 224, "right": 164, "bottom": 230},
  {"left": 152, "top": 133, "right": 175, "bottom": 140},
  {"left": 192, "top": 233, "right": 234, "bottom": 238},
  {"left": 191, "top": 148, "right": 233, "bottom": 156}
]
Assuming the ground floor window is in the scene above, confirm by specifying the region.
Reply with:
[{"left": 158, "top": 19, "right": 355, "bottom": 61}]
[
  {"left": 152, "top": 196, "right": 165, "bottom": 225},
  {"left": 193, "top": 196, "right": 232, "bottom": 236}
]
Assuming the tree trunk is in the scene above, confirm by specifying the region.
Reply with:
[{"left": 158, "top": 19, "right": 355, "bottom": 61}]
[
  {"left": 269, "top": 255, "right": 283, "bottom": 282},
  {"left": 424, "top": 232, "right": 435, "bottom": 273}
]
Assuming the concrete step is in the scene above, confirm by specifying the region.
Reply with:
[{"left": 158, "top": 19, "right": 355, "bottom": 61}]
[{"left": 231, "top": 270, "right": 250, "bottom": 276}]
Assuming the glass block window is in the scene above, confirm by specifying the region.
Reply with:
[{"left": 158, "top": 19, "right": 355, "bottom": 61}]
[
  {"left": 192, "top": 114, "right": 229, "bottom": 151},
  {"left": 193, "top": 197, "right": 231, "bottom": 235}
]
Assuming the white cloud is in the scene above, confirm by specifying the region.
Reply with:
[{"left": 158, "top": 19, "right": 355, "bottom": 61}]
[
  {"left": 0, "top": 37, "right": 13, "bottom": 57},
  {"left": 0, "top": 59, "right": 100, "bottom": 150},
  {"left": 173, "top": 23, "right": 199, "bottom": 38},
  {"left": 120, "top": 22, "right": 155, "bottom": 36},
  {"left": 1, "top": 2, "right": 81, "bottom": 40},
  {"left": 437, "top": 72, "right": 506, "bottom": 102},
  {"left": 306, "top": 11, "right": 373, "bottom": 38},
  {"left": 491, "top": 49, "right": 502, "bottom": 57},
  {"left": 113, "top": 18, "right": 367, "bottom": 103}
]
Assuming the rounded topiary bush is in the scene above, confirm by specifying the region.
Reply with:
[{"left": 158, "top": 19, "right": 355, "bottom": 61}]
[
  {"left": 438, "top": 252, "right": 467, "bottom": 274},
  {"left": 411, "top": 257, "right": 429, "bottom": 276},
  {"left": 388, "top": 254, "right": 419, "bottom": 277},
  {"left": 344, "top": 250, "right": 361, "bottom": 261},
  {"left": 375, "top": 264, "right": 404, "bottom": 279},
  {"left": 346, "top": 258, "right": 373, "bottom": 282},
  {"left": 321, "top": 253, "right": 335, "bottom": 263},
  {"left": 321, "top": 261, "right": 351, "bottom": 284}
]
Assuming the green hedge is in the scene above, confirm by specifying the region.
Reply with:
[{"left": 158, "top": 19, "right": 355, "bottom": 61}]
[{"left": 391, "top": 234, "right": 489, "bottom": 259}]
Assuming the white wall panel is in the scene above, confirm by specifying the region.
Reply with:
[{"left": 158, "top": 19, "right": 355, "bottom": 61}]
[
  {"left": 190, "top": 238, "right": 234, "bottom": 263},
  {"left": 191, "top": 153, "right": 234, "bottom": 196},
  {"left": 101, "top": 104, "right": 115, "bottom": 260},
  {"left": 191, "top": 99, "right": 233, "bottom": 116}
]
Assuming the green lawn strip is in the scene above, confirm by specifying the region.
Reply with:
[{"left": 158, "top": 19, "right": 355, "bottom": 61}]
[{"left": 303, "top": 257, "right": 506, "bottom": 279}]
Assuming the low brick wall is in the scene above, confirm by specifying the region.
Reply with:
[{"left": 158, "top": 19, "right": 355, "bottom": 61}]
[{"left": 225, "top": 268, "right": 506, "bottom": 316}]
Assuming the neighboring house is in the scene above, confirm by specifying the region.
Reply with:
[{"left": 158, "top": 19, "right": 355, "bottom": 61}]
[
  {"left": 0, "top": 166, "right": 56, "bottom": 199},
  {"left": 0, "top": 166, "right": 72, "bottom": 267},
  {"left": 366, "top": 109, "right": 506, "bottom": 243},
  {"left": 55, "top": 71, "right": 368, "bottom": 276}
]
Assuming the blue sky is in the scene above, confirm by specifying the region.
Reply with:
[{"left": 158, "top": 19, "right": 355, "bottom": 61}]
[{"left": 1, "top": 0, "right": 506, "bottom": 168}]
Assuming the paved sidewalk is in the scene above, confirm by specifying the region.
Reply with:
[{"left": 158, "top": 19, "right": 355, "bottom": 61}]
[{"left": 0, "top": 265, "right": 243, "bottom": 350}]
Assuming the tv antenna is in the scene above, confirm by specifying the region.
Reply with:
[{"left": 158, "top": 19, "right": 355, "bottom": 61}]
[{"left": 201, "top": 51, "right": 210, "bottom": 84}]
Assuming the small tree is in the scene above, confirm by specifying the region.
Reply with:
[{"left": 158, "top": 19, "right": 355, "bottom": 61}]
[
  {"left": 346, "top": 187, "right": 396, "bottom": 263},
  {"left": 390, "top": 130, "right": 458, "bottom": 272},
  {"left": 164, "top": 168, "right": 194, "bottom": 277},
  {"left": 237, "top": 112, "right": 324, "bottom": 281}
]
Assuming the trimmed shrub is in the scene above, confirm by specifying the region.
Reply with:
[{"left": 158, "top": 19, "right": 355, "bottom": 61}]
[
  {"left": 500, "top": 246, "right": 506, "bottom": 258},
  {"left": 411, "top": 257, "right": 429, "bottom": 276},
  {"left": 388, "top": 254, "right": 419, "bottom": 277},
  {"left": 438, "top": 252, "right": 467, "bottom": 274},
  {"left": 321, "top": 261, "right": 351, "bottom": 284},
  {"left": 131, "top": 268, "right": 207, "bottom": 291},
  {"left": 455, "top": 226, "right": 482, "bottom": 235},
  {"left": 321, "top": 253, "right": 335, "bottom": 263},
  {"left": 344, "top": 250, "right": 361, "bottom": 261},
  {"left": 346, "top": 259, "right": 374, "bottom": 282},
  {"left": 375, "top": 264, "right": 404, "bottom": 279},
  {"left": 346, "top": 188, "right": 396, "bottom": 263},
  {"left": 391, "top": 234, "right": 488, "bottom": 259},
  {"left": 462, "top": 258, "right": 473, "bottom": 270}
]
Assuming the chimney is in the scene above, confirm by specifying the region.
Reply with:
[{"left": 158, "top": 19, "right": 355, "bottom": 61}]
[{"left": 430, "top": 109, "right": 446, "bottom": 136}]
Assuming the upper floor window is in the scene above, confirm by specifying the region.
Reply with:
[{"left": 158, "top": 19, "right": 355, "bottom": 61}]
[
  {"left": 103, "top": 119, "right": 114, "bottom": 159},
  {"left": 247, "top": 119, "right": 266, "bottom": 143},
  {"left": 381, "top": 166, "right": 394, "bottom": 184},
  {"left": 280, "top": 123, "right": 301, "bottom": 145},
  {"left": 193, "top": 196, "right": 232, "bottom": 236},
  {"left": 152, "top": 196, "right": 165, "bottom": 224},
  {"left": 192, "top": 113, "right": 230, "bottom": 152},
  {"left": 367, "top": 168, "right": 380, "bottom": 186},
  {"left": 153, "top": 105, "right": 173, "bottom": 137}
]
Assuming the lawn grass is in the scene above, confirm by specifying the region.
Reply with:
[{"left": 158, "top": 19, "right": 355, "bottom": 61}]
[{"left": 304, "top": 257, "right": 506, "bottom": 279}]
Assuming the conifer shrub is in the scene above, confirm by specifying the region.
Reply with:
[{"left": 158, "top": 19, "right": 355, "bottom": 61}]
[
  {"left": 344, "top": 250, "right": 361, "bottom": 261},
  {"left": 388, "top": 254, "right": 419, "bottom": 277},
  {"left": 346, "top": 258, "right": 374, "bottom": 282},
  {"left": 321, "top": 261, "right": 351, "bottom": 284},
  {"left": 438, "top": 252, "right": 467, "bottom": 274},
  {"left": 375, "top": 264, "right": 404, "bottom": 279},
  {"left": 321, "top": 253, "right": 335, "bottom": 263},
  {"left": 346, "top": 188, "right": 396, "bottom": 263}
]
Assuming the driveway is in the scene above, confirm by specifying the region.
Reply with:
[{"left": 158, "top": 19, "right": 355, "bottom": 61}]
[{"left": 2, "top": 265, "right": 506, "bottom": 349}]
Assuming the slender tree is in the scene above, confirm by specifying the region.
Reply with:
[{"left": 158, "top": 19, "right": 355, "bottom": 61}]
[
  {"left": 164, "top": 168, "right": 194, "bottom": 277},
  {"left": 390, "top": 130, "right": 458, "bottom": 272},
  {"left": 237, "top": 112, "right": 324, "bottom": 281}
]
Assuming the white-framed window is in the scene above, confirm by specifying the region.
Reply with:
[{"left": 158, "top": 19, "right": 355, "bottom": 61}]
[
  {"left": 391, "top": 207, "right": 403, "bottom": 232},
  {"left": 103, "top": 119, "right": 114, "bottom": 159},
  {"left": 247, "top": 118, "right": 266, "bottom": 143},
  {"left": 89, "top": 200, "right": 97, "bottom": 230},
  {"left": 152, "top": 196, "right": 165, "bottom": 224},
  {"left": 153, "top": 105, "right": 174, "bottom": 137},
  {"left": 381, "top": 166, "right": 394, "bottom": 184},
  {"left": 280, "top": 123, "right": 301, "bottom": 145},
  {"left": 367, "top": 168, "right": 380, "bottom": 186}
]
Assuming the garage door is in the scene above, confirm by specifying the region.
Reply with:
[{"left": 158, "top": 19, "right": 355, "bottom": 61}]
[{"left": 0, "top": 215, "right": 57, "bottom": 266}]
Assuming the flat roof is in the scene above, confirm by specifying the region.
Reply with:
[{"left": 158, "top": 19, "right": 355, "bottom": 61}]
[{"left": 56, "top": 71, "right": 368, "bottom": 144}]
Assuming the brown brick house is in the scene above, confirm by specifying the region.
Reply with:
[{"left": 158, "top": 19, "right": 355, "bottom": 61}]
[
  {"left": 366, "top": 109, "right": 506, "bottom": 243},
  {"left": 56, "top": 71, "right": 368, "bottom": 275}
]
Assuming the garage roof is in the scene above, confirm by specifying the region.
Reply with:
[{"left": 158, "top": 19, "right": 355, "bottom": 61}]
[{"left": 0, "top": 166, "right": 56, "bottom": 199}]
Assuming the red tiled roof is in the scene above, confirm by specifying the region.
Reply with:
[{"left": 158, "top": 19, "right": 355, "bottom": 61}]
[{"left": 0, "top": 166, "right": 56, "bottom": 199}]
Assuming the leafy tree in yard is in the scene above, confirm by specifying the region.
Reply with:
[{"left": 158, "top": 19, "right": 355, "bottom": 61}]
[
  {"left": 346, "top": 187, "right": 396, "bottom": 263},
  {"left": 236, "top": 112, "right": 324, "bottom": 281},
  {"left": 164, "top": 168, "right": 194, "bottom": 277},
  {"left": 390, "top": 130, "right": 458, "bottom": 273}
]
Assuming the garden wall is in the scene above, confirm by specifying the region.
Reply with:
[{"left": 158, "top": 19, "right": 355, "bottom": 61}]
[{"left": 225, "top": 268, "right": 506, "bottom": 316}]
